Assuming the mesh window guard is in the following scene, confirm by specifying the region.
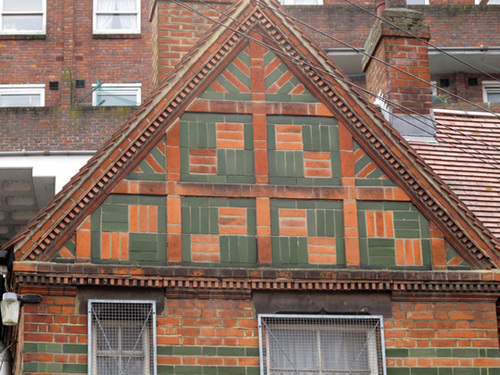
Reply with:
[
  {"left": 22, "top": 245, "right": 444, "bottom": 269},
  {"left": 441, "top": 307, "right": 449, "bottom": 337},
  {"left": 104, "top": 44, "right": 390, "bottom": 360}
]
[
  {"left": 88, "top": 300, "right": 157, "bottom": 375},
  {"left": 258, "top": 314, "right": 386, "bottom": 375}
]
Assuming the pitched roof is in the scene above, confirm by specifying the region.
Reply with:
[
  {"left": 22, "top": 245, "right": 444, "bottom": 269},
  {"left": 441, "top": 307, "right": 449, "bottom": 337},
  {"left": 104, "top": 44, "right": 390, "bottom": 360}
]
[
  {"left": 4, "top": 0, "right": 500, "bottom": 269},
  {"left": 411, "top": 109, "right": 500, "bottom": 239}
]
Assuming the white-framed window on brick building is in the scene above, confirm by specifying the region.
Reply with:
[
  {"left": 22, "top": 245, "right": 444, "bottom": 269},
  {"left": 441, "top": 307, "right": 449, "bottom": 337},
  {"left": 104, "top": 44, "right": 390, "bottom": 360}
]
[
  {"left": 475, "top": 0, "right": 500, "bottom": 4},
  {"left": 0, "top": 0, "right": 46, "bottom": 35},
  {"left": 0, "top": 84, "right": 45, "bottom": 107},
  {"left": 482, "top": 81, "right": 500, "bottom": 103},
  {"left": 88, "top": 300, "right": 157, "bottom": 375},
  {"left": 406, "top": 0, "right": 429, "bottom": 5},
  {"left": 92, "top": 83, "right": 141, "bottom": 106},
  {"left": 258, "top": 314, "right": 386, "bottom": 375},
  {"left": 93, "top": 0, "right": 140, "bottom": 34}
]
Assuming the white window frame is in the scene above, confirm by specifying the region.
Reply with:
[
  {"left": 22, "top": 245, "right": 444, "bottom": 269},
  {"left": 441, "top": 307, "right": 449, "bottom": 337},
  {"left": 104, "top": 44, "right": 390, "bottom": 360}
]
[
  {"left": 280, "top": 0, "right": 323, "bottom": 5},
  {"left": 93, "top": 0, "right": 141, "bottom": 35},
  {"left": 406, "top": 0, "right": 429, "bottom": 5},
  {"left": 88, "top": 300, "right": 157, "bottom": 375},
  {"left": 475, "top": 0, "right": 500, "bottom": 4},
  {"left": 0, "top": 84, "right": 45, "bottom": 107},
  {"left": 0, "top": 0, "right": 46, "bottom": 35},
  {"left": 258, "top": 314, "right": 387, "bottom": 375},
  {"left": 482, "top": 81, "right": 500, "bottom": 103},
  {"left": 92, "top": 83, "right": 141, "bottom": 106}
]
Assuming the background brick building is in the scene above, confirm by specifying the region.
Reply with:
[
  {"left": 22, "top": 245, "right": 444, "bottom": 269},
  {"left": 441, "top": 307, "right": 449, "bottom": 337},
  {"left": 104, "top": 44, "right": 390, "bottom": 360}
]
[{"left": 0, "top": 0, "right": 499, "bottom": 374}]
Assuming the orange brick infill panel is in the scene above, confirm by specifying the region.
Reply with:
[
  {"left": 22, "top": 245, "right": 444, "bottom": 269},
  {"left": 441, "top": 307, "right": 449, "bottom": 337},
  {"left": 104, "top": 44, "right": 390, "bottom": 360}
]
[
  {"left": 278, "top": 208, "right": 307, "bottom": 236},
  {"left": 275, "top": 124, "right": 302, "bottom": 151},
  {"left": 130, "top": 205, "right": 158, "bottom": 233},
  {"left": 396, "top": 239, "right": 423, "bottom": 266},
  {"left": 75, "top": 228, "right": 91, "bottom": 260},
  {"left": 304, "top": 151, "right": 332, "bottom": 177},
  {"left": 308, "top": 236, "right": 336, "bottom": 264},
  {"left": 366, "top": 210, "right": 394, "bottom": 238},
  {"left": 191, "top": 234, "right": 220, "bottom": 262},
  {"left": 101, "top": 232, "right": 129, "bottom": 261},
  {"left": 189, "top": 148, "right": 217, "bottom": 174},
  {"left": 216, "top": 122, "right": 245, "bottom": 149},
  {"left": 218, "top": 207, "right": 248, "bottom": 235}
]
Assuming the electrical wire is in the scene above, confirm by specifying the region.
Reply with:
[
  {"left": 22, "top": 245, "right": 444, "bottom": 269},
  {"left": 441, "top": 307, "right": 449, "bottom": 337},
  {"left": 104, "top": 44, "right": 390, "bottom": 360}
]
[
  {"left": 254, "top": 0, "right": 500, "bottom": 119},
  {"left": 177, "top": 0, "right": 500, "bottom": 169},
  {"left": 339, "top": 0, "right": 500, "bottom": 84}
]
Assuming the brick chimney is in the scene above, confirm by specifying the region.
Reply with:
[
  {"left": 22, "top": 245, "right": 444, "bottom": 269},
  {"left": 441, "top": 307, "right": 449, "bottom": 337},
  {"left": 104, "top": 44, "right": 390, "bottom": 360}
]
[{"left": 362, "top": 8, "right": 435, "bottom": 140}]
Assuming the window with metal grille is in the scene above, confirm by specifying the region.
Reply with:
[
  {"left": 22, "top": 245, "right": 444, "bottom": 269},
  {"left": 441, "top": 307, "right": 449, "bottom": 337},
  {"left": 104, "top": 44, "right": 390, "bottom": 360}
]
[
  {"left": 88, "top": 300, "right": 156, "bottom": 375},
  {"left": 258, "top": 314, "right": 386, "bottom": 375}
]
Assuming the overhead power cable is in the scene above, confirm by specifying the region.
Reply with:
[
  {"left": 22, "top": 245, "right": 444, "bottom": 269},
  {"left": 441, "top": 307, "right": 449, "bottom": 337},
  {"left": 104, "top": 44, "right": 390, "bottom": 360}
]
[
  {"left": 254, "top": 0, "right": 500, "bottom": 120},
  {"left": 339, "top": 0, "right": 500, "bottom": 84},
  {"left": 169, "top": 0, "right": 500, "bottom": 170},
  {"left": 190, "top": 0, "right": 500, "bottom": 166}
]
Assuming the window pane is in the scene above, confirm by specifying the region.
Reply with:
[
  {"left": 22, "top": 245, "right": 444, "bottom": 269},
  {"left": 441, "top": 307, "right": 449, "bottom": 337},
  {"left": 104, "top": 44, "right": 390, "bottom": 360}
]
[
  {"left": 269, "top": 329, "right": 318, "bottom": 371},
  {"left": 321, "top": 330, "right": 370, "bottom": 372},
  {"left": 96, "top": 15, "right": 137, "bottom": 31},
  {"left": 122, "top": 324, "right": 144, "bottom": 351},
  {"left": 487, "top": 92, "right": 500, "bottom": 103},
  {"left": 3, "top": 0, "right": 43, "bottom": 12},
  {"left": 0, "top": 94, "right": 41, "bottom": 107},
  {"left": 96, "top": 93, "right": 138, "bottom": 106},
  {"left": 97, "top": 325, "right": 119, "bottom": 351},
  {"left": 2, "top": 15, "right": 43, "bottom": 31},
  {"left": 96, "top": 0, "right": 137, "bottom": 12}
]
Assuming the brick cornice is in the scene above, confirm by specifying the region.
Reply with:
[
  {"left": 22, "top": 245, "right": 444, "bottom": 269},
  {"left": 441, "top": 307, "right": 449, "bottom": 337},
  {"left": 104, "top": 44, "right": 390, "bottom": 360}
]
[{"left": 12, "top": 263, "right": 500, "bottom": 295}]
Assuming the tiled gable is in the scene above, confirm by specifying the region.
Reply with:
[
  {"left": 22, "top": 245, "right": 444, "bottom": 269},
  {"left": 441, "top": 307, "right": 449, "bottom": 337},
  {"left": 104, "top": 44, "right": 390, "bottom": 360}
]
[{"left": 6, "top": 0, "right": 500, "bottom": 272}]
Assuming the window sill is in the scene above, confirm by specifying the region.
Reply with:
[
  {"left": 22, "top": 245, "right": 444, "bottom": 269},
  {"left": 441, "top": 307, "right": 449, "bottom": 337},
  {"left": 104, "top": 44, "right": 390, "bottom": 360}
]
[
  {"left": 0, "top": 34, "right": 46, "bottom": 40},
  {"left": 93, "top": 33, "right": 141, "bottom": 39}
]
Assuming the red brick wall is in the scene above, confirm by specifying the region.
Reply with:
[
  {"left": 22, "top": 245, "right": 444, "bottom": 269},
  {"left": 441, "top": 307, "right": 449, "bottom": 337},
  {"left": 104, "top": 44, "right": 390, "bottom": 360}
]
[
  {"left": 0, "top": 106, "right": 134, "bottom": 151},
  {"left": 13, "top": 285, "right": 500, "bottom": 374},
  {"left": 0, "top": 0, "right": 153, "bottom": 107}
]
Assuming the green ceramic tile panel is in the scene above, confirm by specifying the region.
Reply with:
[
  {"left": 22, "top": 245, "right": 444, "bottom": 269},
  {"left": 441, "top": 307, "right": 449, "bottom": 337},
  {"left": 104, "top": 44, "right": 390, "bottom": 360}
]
[
  {"left": 62, "top": 363, "right": 87, "bottom": 373},
  {"left": 386, "top": 369, "right": 410, "bottom": 375},
  {"left": 89, "top": 195, "right": 166, "bottom": 263},
  {"left": 129, "top": 233, "right": 167, "bottom": 263},
  {"left": 263, "top": 52, "right": 318, "bottom": 103},
  {"left": 367, "top": 238, "right": 396, "bottom": 266},
  {"left": 217, "top": 149, "right": 254, "bottom": 178},
  {"left": 386, "top": 348, "right": 410, "bottom": 357},
  {"left": 181, "top": 234, "right": 191, "bottom": 262},
  {"left": 272, "top": 236, "right": 308, "bottom": 265},
  {"left": 200, "top": 49, "right": 252, "bottom": 102},
  {"left": 180, "top": 113, "right": 254, "bottom": 183},
  {"left": 268, "top": 116, "right": 341, "bottom": 186},
  {"left": 353, "top": 140, "right": 395, "bottom": 187},
  {"left": 91, "top": 230, "right": 101, "bottom": 260},
  {"left": 270, "top": 199, "right": 344, "bottom": 267},
  {"left": 412, "top": 369, "right": 438, "bottom": 375},
  {"left": 220, "top": 236, "right": 257, "bottom": 264},
  {"left": 63, "top": 344, "right": 87, "bottom": 354},
  {"left": 60, "top": 238, "right": 76, "bottom": 256},
  {"left": 182, "top": 198, "right": 256, "bottom": 266},
  {"left": 157, "top": 365, "right": 174, "bottom": 374},
  {"left": 454, "top": 370, "right": 480, "bottom": 375},
  {"left": 127, "top": 139, "right": 167, "bottom": 181},
  {"left": 446, "top": 245, "right": 471, "bottom": 269},
  {"left": 358, "top": 201, "right": 432, "bottom": 268}
]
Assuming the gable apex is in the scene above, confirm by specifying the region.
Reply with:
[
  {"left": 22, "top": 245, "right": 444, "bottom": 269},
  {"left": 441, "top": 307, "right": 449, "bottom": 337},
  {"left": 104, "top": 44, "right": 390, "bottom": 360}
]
[{"left": 5, "top": 0, "right": 500, "bottom": 270}]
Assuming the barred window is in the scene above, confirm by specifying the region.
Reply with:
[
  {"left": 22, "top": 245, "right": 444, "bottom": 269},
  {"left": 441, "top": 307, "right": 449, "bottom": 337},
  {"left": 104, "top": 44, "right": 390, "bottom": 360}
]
[
  {"left": 88, "top": 300, "right": 156, "bottom": 375},
  {"left": 258, "top": 314, "right": 386, "bottom": 375}
]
